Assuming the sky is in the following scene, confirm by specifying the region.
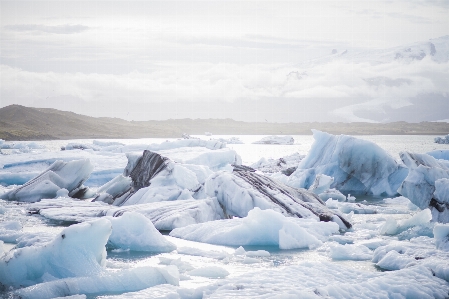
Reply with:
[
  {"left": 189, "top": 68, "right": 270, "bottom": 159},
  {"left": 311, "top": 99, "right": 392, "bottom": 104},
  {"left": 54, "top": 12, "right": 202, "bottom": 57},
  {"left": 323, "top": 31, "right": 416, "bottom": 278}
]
[{"left": 1, "top": 0, "right": 448, "bottom": 123}]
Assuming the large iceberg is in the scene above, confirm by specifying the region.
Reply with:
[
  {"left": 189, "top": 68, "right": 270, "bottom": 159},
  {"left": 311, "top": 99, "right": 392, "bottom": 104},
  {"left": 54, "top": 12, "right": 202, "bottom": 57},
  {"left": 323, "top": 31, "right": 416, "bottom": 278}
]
[
  {"left": 252, "top": 135, "right": 294, "bottom": 145},
  {"left": 0, "top": 218, "right": 111, "bottom": 287},
  {"left": 170, "top": 207, "right": 339, "bottom": 249},
  {"left": 205, "top": 166, "right": 351, "bottom": 229},
  {"left": 398, "top": 152, "right": 449, "bottom": 222},
  {"left": 286, "top": 130, "right": 408, "bottom": 196},
  {"left": 0, "top": 159, "right": 94, "bottom": 202}
]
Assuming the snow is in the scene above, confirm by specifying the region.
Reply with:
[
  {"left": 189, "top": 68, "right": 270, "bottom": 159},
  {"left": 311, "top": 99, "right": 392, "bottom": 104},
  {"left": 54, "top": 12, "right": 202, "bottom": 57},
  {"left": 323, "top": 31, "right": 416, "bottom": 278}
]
[
  {"left": 106, "top": 212, "right": 176, "bottom": 252},
  {"left": 170, "top": 208, "right": 338, "bottom": 249},
  {"left": 252, "top": 135, "right": 295, "bottom": 145},
  {"left": 0, "top": 159, "right": 94, "bottom": 202},
  {"left": 287, "top": 130, "right": 408, "bottom": 196}
]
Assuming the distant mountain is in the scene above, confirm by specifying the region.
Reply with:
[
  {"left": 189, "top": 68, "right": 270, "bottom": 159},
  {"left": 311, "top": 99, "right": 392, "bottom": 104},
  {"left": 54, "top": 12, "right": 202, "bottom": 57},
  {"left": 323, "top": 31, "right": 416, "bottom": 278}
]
[{"left": 0, "top": 105, "right": 448, "bottom": 141}]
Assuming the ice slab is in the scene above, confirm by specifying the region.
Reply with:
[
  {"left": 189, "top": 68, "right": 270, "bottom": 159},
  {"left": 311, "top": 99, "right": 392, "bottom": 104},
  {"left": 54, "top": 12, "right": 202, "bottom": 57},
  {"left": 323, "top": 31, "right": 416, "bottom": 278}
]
[
  {"left": 287, "top": 130, "right": 408, "bottom": 196},
  {"left": 30, "top": 197, "right": 224, "bottom": 231},
  {"left": 205, "top": 167, "right": 352, "bottom": 229},
  {"left": 428, "top": 150, "right": 449, "bottom": 161},
  {"left": 0, "top": 159, "right": 94, "bottom": 202},
  {"left": 14, "top": 265, "right": 179, "bottom": 299},
  {"left": 170, "top": 208, "right": 339, "bottom": 249}
]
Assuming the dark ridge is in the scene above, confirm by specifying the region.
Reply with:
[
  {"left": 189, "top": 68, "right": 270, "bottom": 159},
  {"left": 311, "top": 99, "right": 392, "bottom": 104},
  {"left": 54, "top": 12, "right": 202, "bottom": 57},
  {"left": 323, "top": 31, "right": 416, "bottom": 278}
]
[{"left": 1, "top": 105, "right": 449, "bottom": 140}]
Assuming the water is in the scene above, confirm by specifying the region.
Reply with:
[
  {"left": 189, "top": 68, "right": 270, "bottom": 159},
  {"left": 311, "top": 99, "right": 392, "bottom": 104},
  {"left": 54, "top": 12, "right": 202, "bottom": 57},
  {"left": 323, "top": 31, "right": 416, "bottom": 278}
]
[{"left": 0, "top": 134, "right": 448, "bottom": 298}]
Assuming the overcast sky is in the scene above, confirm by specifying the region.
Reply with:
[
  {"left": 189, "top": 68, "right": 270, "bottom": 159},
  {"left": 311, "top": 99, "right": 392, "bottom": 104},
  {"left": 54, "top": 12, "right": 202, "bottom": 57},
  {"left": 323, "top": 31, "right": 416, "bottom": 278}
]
[{"left": 1, "top": 0, "right": 448, "bottom": 122}]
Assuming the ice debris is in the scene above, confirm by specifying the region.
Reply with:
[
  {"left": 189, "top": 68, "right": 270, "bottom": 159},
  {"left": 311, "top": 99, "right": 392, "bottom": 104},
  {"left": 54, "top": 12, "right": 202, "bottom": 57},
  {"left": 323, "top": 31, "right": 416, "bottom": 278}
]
[{"left": 252, "top": 135, "right": 294, "bottom": 145}]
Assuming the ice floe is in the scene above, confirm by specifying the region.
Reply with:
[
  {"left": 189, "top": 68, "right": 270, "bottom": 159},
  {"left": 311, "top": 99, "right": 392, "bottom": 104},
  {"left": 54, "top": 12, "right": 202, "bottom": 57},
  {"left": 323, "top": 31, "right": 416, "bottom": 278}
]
[{"left": 252, "top": 135, "right": 295, "bottom": 145}]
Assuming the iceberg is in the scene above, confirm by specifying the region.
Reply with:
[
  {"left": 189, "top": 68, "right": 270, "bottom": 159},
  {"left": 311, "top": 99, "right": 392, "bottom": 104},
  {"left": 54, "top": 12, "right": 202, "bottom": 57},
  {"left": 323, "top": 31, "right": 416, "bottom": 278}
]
[
  {"left": 434, "top": 224, "right": 449, "bottom": 251},
  {"left": 286, "top": 130, "right": 408, "bottom": 196},
  {"left": 0, "top": 218, "right": 111, "bottom": 287},
  {"left": 205, "top": 166, "right": 352, "bottom": 229},
  {"left": 0, "top": 159, "right": 94, "bottom": 202},
  {"left": 251, "top": 152, "right": 304, "bottom": 175},
  {"left": 434, "top": 134, "right": 449, "bottom": 144},
  {"left": 170, "top": 207, "right": 339, "bottom": 249},
  {"left": 106, "top": 212, "right": 176, "bottom": 252},
  {"left": 252, "top": 135, "right": 294, "bottom": 145},
  {"left": 398, "top": 152, "right": 449, "bottom": 222}
]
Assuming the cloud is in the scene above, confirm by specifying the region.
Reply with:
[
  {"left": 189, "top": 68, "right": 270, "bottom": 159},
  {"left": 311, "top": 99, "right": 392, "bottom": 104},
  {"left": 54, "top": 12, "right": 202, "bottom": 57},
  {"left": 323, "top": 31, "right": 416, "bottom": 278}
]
[{"left": 4, "top": 24, "right": 90, "bottom": 34}]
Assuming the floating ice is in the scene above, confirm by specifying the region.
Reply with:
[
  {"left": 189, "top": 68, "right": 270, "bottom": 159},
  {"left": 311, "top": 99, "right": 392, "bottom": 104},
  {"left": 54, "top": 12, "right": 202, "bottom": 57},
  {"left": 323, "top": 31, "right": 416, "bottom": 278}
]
[
  {"left": 200, "top": 261, "right": 449, "bottom": 298},
  {"left": 251, "top": 152, "right": 304, "bottom": 175},
  {"left": 31, "top": 197, "right": 225, "bottom": 231},
  {"left": 434, "top": 134, "right": 449, "bottom": 144},
  {"left": 170, "top": 208, "right": 338, "bottom": 249},
  {"left": 372, "top": 238, "right": 449, "bottom": 281},
  {"left": 287, "top": 130, "right": 408, "bottom": 196},
  {"left": 14, "top": 265, "right": 179, "bottom": 299},
  {"left": 380, "top": 209, "right": 432, "bottom": 235},
  {"left": 213, "top": 137, "right": 244, "bottom": 144},
  {"left": 205, "top": 167, "right": 351, "bottom": 229},
  {"left": 327, "top": 243, "right": 373, "bottom": 260},
  {"left": 176, "top": 247, "right": 229, "bottom": 260},
  {"left": 106, "top": 212, "right": 176, "bottom": 252},
  {"left": 252, "top": 135, "right": 294, "bottom": 145},
  {"left": 0, "top": 159, "right": 94, "bottom": 202},
  {"left": 398, "top": 151, "right": 449, "bottom": 222},
  {"left": 0, "top": 218, "right": 111, "bottom": 287}
]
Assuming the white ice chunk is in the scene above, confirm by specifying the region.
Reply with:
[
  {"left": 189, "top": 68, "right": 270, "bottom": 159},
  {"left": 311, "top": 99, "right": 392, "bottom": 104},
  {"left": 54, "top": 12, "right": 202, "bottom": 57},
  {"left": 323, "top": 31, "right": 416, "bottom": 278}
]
[
  {"left": 0, "top": 218, "right": 111, "bottom": 287},
  {"left": 170, "top": 208, "right": 338, "bottom": 249},
  {"left": 380, "top": 209, "right": 432, "bottom": 235},
  {"left": 328, "top": 243, "right": 373, "bottom": 260},
  {"left": 376, "top": 250, "right": 417, "bottom": 270},
  {"left": 106, "top": 212, "right": 176, "bottom": 252},
  {"left": 185, "top": 149, "right": 242, "bottom": 170}
]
